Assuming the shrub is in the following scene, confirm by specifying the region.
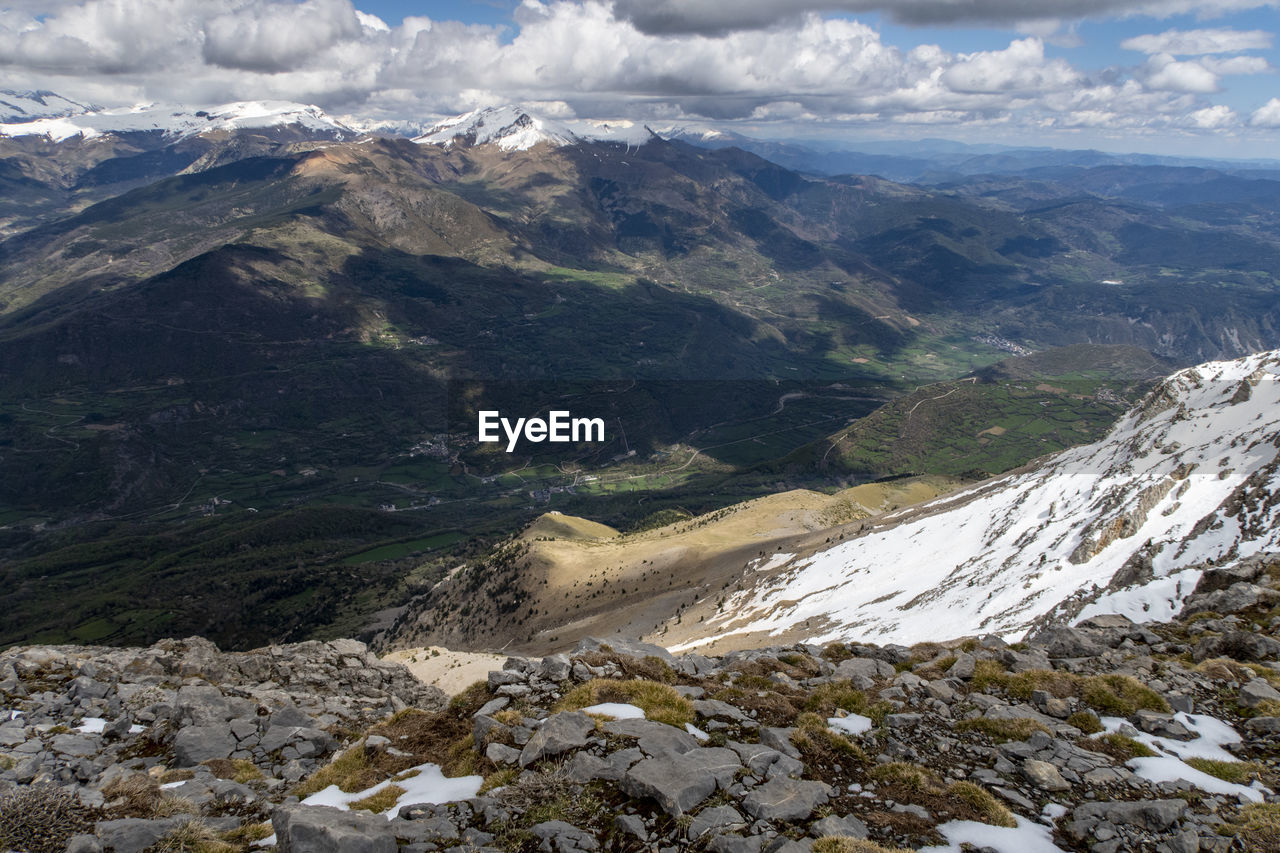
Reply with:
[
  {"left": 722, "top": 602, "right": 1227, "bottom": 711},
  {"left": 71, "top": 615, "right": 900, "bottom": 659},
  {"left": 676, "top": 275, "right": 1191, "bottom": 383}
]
[
  {"left": 0, "top": 784, "right": 93, "bottom": 853},
  {"left": 971, "top": 662, "right": 1080, "bottom": 700},
  {"left": 822, "top": 644, "right": 854, "bottom": 663},
  {"left": 449, "top": 681, "right": 494, "bottom": 715},
  {"left": 492, "top": 765, "right": 610, "bottom": 846}
]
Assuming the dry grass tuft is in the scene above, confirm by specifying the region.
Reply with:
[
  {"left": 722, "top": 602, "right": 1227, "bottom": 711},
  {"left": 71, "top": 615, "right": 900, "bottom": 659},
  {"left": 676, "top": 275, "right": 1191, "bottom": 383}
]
[
  {"left": 813, "top": 838, "right": 916, "bottom": 853},
  {"left": 1233, "top": 803, "right": 1280, "bottom": 852},
  {"left": 945, "top": 781, "right": 1016, "bottom": 828},
  {"left": 348, "top": 784, "right": 406, "bottom": 814},
  {"left": 557, "top": 679, "right": 694, "bottom": 727},
  {"left": 954, "top": 717, "right": 1049, "bottom": 743}
]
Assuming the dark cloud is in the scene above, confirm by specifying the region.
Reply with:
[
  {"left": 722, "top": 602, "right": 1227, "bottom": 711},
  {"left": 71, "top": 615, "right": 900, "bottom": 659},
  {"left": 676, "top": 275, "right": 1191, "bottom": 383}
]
[{"left": 611, "top": 0, "right": 1272, "bottom": 35}]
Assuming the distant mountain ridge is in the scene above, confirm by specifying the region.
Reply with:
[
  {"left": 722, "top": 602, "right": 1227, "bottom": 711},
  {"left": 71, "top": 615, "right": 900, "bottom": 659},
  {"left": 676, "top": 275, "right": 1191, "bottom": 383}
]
[
  {"left": 0, "top": 96, "right": 353, "bottom": 142},
  {"left": 414, "top": 104, "right": 655, "bottom": 150},
  {"left": 0, "top": 89, "right": 95, "bottom": 122}
]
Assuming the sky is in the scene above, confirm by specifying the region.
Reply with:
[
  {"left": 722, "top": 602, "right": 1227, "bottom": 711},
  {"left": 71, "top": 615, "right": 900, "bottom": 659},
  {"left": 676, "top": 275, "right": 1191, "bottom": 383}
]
[{"left": 2, "top": 0, "right": 1279, "bottom": 156}]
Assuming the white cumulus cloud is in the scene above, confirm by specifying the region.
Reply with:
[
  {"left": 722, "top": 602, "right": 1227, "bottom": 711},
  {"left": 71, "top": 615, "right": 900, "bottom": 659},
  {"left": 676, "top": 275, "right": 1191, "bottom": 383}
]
[
  {"left": 1142, "top": 53, "right": 1221, "bottom": 92},
  {"left": 1251, "top": 97, "right": 1280, "bottom": 127},
  {"left": 1121, "top": 27, "right": 1273, "bottom": 54},
  {"left": 0, "top": 0, "right": 1274, "bottom": 147}
]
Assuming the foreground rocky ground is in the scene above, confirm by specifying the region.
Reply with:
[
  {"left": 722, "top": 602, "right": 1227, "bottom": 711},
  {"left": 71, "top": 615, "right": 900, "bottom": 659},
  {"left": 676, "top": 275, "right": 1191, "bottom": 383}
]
[{"left": 4, "top": 559, "right": 1280, "bottom": 852}]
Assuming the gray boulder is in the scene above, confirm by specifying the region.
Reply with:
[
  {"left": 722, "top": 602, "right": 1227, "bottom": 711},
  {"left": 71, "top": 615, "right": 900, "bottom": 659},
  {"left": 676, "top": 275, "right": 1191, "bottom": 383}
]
[
  {"left": 95, "top": 818, "right": 186, "bottom": 853},
  {"left": 1240, "top": 679, "right": 1280, "bottom": 708},
  {"left": 530, "top": 819, "right": 600, "bottom": 852},
  {"left": 687, "top": 805, "right": 748, "bottom": 840},
  {"left": 1072, "top": 799, "right": 1186, "bottom": 831},
  {"left": 1033, "top": 627, "right": 1106, "bottom": 659},
  {"left": 520, "top": 711, "right": 596, "bottom": 767},
  {"left": 620, "top": 747, "right": 741, "bottom": 815},
  {"left": 833, "top": 657, "right": 895, "bottom": 682},
  {"left": 741, "top": 777, "right": 831, "bottom": 821},
  {"left": 809, "top": 814, "right": 869, "bottom": 839},
  {"left": 603, "top": 718, "right": 698, "bottom": 757},
  {"left": 272, "top": 804, "right": 398, "bottom": 853},
  {"left": 1022, "top": 759, "right": 1071, "bottom": 792},
  {"left": 172, "top": 725, "right": 237, "bottom": 766},
  {"left": 1193, "top": 631, "right": 1280, "bottom": 662}
]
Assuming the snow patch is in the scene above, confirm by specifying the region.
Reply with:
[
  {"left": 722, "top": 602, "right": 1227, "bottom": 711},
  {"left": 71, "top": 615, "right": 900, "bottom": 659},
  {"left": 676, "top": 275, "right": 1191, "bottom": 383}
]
[
  {"left": 1102, "top": 713, "right": 1268, "bottom": 802},
  {"left": 828, "top": 714, "right": 873, "bottom": 736},
  {"left": 925, "top": 815, "right": 1067, "bottom": 852},
  {"left": 583, "top": 702, "right": 645, "bottom": 719},
  {"left": 300, "top": 762, "right": 482, "bottom": 820},
  {"left": 695, "top": 351, "right": 1280, "bottom": 647}
]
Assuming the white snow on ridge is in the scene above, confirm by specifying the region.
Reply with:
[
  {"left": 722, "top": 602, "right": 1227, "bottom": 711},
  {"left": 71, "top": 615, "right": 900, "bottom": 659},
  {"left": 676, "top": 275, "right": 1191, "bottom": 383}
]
[
  {"left": 414, "top": 105, "right": 654, "bottom": 151},
  {"left": 0, "top": 99, "right": 351, "bottom": 142},
  {"left": 0, "top": 89, "right": 93, "bottom": 123},
  {"left": 691, "top": 350, "right": 1280, "bottom": 648}
]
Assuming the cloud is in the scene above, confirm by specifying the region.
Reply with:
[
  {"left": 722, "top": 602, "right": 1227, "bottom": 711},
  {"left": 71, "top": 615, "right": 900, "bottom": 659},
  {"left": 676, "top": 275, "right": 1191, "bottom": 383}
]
[
  {"left": 1141, "top": 53, "right": 1220, "bottom": 92},
  {"left": 1251, "top": 97, "right": 1280, "bottom": 127},
  {"left": 1121, "top": 27, "right": 1273, "bottom": 54},
  {"left": 940, "top": 38, "right": 1079, "bottom": 95},
  {"left": 0, "top": 0, "right": 1273, "bottom": 147},
  {"left": 1199, "top": 55, "right": 1270, "bottom": 74},
  {"left": 1182, "top": 104, "right": 1235, "bottom": 127},
  {"left": 202, "top": 0, "right": 365, "bottom": 73},
  {"left": 609, "top": 0, "right": 1280, "bottom": 35}
]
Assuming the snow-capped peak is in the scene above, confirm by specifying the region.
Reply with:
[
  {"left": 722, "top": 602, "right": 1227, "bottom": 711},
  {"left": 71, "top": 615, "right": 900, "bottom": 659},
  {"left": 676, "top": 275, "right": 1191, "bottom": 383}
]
[
  {"left": 674, "top": 350, "right": 1280, "bottom": 650},
  {"left": 0, "top": 98, "right": 352, "bottom": 143},
  {"left": 0, "top": 89, "right": 94, "bottom": 123},
  {"left": 414, "top": 105, "right": 580, "bottom": 151},
  {"left": 414, "top": 105, "right": 656, "bottom": 151}
]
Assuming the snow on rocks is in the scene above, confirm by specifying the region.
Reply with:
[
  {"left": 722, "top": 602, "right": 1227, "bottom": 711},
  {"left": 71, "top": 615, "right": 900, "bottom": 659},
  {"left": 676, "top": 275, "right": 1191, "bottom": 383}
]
[{"left": 690, "top": 350, "right": 1280, "bottom": 648}]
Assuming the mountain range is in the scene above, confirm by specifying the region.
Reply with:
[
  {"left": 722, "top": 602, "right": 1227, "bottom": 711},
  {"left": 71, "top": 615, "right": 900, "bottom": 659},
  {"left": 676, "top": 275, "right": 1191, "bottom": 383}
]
[{"left": 1, "top": 94, "right": 1279, "bottom": 653}]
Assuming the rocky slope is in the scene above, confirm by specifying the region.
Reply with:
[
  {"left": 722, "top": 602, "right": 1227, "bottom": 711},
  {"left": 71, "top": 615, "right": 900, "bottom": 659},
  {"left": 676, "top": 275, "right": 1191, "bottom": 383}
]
[
  {"left": 664, "top": 350, "right": 1280, "bottom": 652},
  {"left": 4, "top": 557, "right": 1280, "bottom": 852}
]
